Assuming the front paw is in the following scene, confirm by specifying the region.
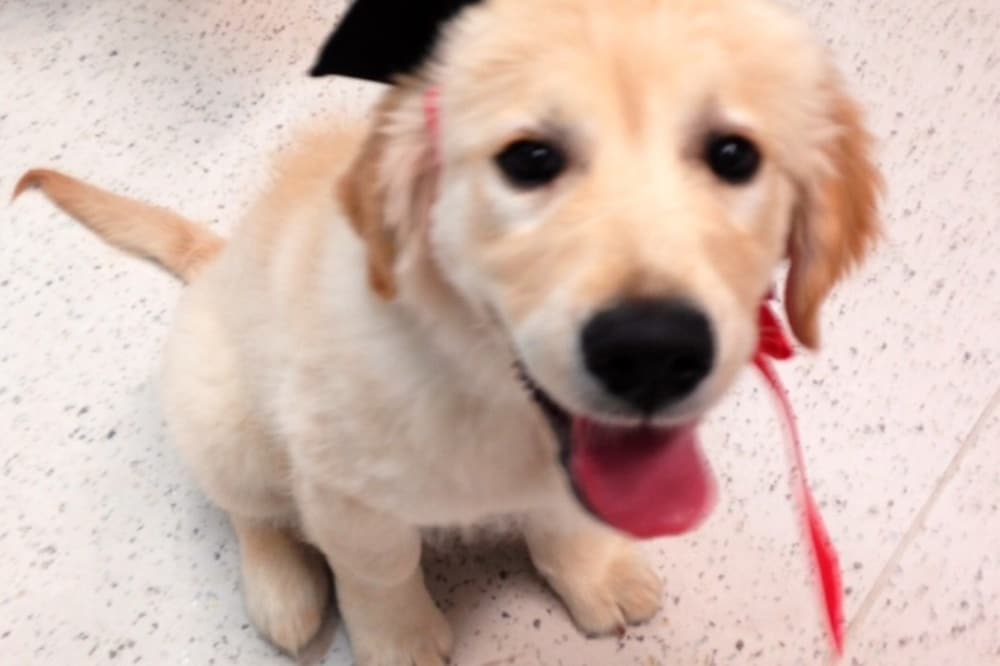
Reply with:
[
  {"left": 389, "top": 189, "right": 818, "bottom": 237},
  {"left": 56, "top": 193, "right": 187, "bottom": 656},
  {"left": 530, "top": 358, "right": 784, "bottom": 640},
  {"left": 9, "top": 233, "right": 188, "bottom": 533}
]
[
  {"left": 349, "top": 603, "right": 451, "bottom": 666},
  {"left": 536, "top": 540, "right": 664, "bottom": 635},
  {"left": 338, "top": 573, "right": 453, "bottom": 666}
]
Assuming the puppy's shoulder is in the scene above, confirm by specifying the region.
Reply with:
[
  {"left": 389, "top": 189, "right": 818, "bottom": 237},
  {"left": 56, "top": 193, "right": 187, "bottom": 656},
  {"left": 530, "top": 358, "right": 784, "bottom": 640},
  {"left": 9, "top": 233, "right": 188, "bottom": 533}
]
[
  {"left": 262, "top": 117, "right": 369, "bottom": 217},
  {"left": 232, "top": 116, "right": 369, "bottom": 276},
  {"left": 205, "top": 117, "right": 371, "bottom": 327}
]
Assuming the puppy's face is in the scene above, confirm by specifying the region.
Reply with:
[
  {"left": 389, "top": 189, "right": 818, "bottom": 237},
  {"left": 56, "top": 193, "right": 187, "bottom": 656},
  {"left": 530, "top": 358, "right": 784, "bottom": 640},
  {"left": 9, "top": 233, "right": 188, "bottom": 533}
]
[
  {"left": 342, "top": 0, "right": 881, "bottom": 533},
  {"left": 423, "top": 0, "right": 879, "bottom": 423}
]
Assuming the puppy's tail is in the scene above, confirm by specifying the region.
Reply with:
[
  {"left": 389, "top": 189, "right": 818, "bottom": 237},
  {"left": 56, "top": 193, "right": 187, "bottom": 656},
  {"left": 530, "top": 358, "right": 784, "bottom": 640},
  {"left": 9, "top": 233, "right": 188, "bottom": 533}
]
[{"left": 12, "top": 169, "right": 225, "bottom": 282}]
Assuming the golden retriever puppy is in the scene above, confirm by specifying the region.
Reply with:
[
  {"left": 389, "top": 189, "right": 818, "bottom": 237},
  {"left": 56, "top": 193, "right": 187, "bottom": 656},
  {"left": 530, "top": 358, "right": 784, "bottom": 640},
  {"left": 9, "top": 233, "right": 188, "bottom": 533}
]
[{"left": 14, "top": 0, "right": 881, "bottom": 663}]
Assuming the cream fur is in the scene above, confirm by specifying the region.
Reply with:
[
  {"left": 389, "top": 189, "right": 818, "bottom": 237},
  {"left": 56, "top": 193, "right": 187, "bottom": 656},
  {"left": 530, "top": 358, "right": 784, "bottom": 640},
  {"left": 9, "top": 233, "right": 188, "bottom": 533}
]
[{"left": 14, "top": 1, "right": 881, "bottom": 663}]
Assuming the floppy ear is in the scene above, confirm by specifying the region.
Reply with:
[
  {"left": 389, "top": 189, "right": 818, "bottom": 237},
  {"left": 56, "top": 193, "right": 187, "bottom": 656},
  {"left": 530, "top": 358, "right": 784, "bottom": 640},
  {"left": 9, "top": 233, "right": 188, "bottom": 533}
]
[
  {"left": 339, "top": 83, "right": 439, "bottom": 299},
  {"left": 785, "top": 77, "right": 883, "bottom": 348}
]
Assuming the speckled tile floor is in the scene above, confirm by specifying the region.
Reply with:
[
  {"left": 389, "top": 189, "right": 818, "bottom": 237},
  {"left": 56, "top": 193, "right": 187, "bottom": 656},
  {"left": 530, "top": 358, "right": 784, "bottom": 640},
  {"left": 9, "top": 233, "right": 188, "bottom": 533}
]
[{"left": 1, "top": 1, "right": 998, "bottom": 665}]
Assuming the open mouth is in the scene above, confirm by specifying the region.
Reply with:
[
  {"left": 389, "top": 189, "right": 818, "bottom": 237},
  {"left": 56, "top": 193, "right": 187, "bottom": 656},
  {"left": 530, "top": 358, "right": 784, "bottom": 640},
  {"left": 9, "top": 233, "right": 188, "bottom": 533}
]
[{"left": 517, "top": 363, "right": 717, "bottom": 539}]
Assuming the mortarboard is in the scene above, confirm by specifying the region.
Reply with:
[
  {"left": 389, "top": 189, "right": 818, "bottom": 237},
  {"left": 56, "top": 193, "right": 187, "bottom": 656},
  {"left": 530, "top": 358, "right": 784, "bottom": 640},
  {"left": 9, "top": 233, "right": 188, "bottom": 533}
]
[{"left": 310, "top": 0, "right": 485, "bottom": 83}]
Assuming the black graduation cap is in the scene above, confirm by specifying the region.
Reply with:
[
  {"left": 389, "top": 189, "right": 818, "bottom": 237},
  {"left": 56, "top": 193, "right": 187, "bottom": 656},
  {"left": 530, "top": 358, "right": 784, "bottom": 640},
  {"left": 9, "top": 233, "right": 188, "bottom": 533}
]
[{"left": 310, "top": 0, "right": 485, "bottom": 83}]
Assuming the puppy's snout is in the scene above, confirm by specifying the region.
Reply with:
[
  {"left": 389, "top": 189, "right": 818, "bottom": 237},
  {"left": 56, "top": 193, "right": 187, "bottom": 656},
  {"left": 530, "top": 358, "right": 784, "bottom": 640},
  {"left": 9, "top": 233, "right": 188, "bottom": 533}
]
[{"left": 581, "top": 299, "right": 714, "bottom": 414}]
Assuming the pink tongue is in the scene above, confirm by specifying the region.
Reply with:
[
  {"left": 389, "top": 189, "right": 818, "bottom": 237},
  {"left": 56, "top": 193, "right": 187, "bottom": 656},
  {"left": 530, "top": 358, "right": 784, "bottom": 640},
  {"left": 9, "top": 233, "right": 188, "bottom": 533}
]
[{"left": 570, "top": 419, "right": 717, "bottom": 539}]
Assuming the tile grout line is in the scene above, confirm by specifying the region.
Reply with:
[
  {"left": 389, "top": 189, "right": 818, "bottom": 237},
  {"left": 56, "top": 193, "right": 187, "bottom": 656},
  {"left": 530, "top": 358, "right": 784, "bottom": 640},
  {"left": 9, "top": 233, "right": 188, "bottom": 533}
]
[{"left": 839, "top": 384, "right": 1000, "bottom": 655}]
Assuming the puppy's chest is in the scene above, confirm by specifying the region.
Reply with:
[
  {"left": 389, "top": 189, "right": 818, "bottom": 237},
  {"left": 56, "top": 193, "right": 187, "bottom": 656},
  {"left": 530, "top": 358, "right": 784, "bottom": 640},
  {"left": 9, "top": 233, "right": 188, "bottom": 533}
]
[
  {"left": 403, "top": 412, "right": 560, "bottom": 524},
  {"left": 292, "top": 384, "right": 565, "bottom": 525}
]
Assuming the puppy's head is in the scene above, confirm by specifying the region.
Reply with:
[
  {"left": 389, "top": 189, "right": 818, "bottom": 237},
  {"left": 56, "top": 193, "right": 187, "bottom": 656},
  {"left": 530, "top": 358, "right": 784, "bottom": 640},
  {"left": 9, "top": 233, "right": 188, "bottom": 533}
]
[{"left": 341, "top": 0, "right": 882, "bottom": 536}]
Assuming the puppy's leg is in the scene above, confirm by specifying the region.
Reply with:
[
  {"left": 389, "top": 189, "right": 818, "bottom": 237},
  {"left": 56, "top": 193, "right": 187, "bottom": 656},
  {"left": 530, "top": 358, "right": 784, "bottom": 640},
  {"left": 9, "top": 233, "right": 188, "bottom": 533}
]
[
  {"left": 524, "top": 510, "right": 663, "bottom": 635},
  {"left": 230, "top": 516, "right": 331, "bottom": 656},
  {"left": 162, "top": 298, "right": 330, "bottom": 654},
  {"left": 299, "top": 486, "right": 452, "bottom": 666}
]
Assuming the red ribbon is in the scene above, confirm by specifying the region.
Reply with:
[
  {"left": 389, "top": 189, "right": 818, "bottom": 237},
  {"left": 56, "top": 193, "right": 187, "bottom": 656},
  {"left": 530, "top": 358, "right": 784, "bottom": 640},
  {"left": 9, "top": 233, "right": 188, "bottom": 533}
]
[
  {"left": 755, "top": 299, "right": 845, "bottom": 656},
  {"left": 422, "top": 86, "right": 843, "bottom": 655}
]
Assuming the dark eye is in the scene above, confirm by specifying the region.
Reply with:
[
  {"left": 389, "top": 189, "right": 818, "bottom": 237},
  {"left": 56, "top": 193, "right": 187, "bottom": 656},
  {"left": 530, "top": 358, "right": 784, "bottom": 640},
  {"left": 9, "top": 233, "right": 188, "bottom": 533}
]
[
  {"left": 495, "top": 140, "right": 567, "bottom": 189},
  {"left": 705, "top": 134, "right": 761, "bottom": 184}
]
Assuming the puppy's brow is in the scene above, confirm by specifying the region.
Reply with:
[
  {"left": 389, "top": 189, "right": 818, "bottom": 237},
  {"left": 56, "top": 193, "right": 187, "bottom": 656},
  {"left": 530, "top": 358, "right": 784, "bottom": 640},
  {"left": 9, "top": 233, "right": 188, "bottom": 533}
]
[
  {"left": 611, "top": 53, "right": 645, "bottom": 140},
  {"left": 685, "top": 97, "right": 760, "bottom": 158}
]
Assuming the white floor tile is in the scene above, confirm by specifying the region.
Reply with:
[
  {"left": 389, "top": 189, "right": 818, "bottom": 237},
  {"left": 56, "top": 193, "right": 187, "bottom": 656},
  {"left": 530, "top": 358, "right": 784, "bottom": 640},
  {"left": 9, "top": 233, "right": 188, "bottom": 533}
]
[{"left": 843, "top": 396, "right": 1000, "bottom": 665}]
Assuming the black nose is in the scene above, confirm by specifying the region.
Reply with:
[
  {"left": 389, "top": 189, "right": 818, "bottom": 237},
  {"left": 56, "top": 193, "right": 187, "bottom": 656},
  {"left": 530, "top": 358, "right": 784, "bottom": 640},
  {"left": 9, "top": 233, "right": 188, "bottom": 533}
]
[{"left": 581, "top": 299, "right": 715, "bottom": 413}]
